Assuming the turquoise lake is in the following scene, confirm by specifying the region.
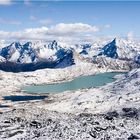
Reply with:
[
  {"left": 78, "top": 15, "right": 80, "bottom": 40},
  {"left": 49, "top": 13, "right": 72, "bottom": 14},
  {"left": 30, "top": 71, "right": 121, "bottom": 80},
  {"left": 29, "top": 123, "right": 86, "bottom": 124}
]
[{"left": 22, "top": 72, "right": 124, "bottom": 94}]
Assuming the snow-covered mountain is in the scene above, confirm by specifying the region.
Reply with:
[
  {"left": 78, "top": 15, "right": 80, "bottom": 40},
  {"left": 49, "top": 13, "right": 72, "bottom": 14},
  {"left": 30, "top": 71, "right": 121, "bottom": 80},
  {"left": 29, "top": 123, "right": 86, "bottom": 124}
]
[
  {"left": 97, "top": 38, "right": 118, "bottom": 59},
  {"left": 75, "top": 38, "right": 140, "bottom": 64},
  {"left": 71, "top": 38, "right": 140, "bottom": 71},
  {"left": 0, "top": 38, "right": 140, "bottom": 72},
  {"left": 75, "top": 44, "right": 92, "bottom": 56},
  {"left": 102, "top": 38, "right": 140, "bottom": 64},
  {"left": 0, "top": 40, "right": 74, "bottom": 72},
  {"left": 0, "top": 40, "right": 70, "bottom": 63},
  {"left": 0, "top": 42, "right": 36, "bottom": 63}
]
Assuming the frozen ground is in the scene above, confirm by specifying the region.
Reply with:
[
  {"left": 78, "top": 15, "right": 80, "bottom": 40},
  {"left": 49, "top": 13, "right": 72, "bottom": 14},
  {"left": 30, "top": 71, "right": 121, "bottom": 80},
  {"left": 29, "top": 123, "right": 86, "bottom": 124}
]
[{"left": 0, "top": 107, "right": 139, "bottom": 140}]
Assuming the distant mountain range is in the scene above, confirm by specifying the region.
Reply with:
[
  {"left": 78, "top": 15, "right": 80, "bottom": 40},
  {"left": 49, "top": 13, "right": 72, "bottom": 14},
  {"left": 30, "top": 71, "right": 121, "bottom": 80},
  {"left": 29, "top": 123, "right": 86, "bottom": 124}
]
[{"left": 0, "top": 38, "right": 140, "bottom": 72}]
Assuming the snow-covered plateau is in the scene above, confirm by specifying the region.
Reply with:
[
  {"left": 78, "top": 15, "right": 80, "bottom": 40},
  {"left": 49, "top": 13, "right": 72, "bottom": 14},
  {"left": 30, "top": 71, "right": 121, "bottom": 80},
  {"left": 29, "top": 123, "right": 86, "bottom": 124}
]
[{"left": 0, "top": 38, "right": 140, "bottom": 139}]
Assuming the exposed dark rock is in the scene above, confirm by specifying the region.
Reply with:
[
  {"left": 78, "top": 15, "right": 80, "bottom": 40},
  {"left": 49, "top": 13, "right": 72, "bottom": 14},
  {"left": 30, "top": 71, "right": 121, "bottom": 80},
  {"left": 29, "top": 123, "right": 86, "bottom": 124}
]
[
  {"left": 30, "top": 120, "right": 41, "bottom": 128},
  {"left": 128, "top": 133, "right": 140, "bottom": 140},
  {"left": 94, "top": 126, "right": 107, "bottom": 132},
  {"left": 89, "top": 130, "right": 97, "bottom": 138},
  {"left": 103, "top": 134, "right": 111, "bottom": 140},
  {"left": 4, "top": 120, "right": 11, "bottom": 124},
  {"left": 14, "top": 117, "right": 22, "bottom": 123},
  {"left": 119, "top": 123, "right": 124, "bottom": 127},
  {"left": 46, "top": 118, "right": 53, "bottom": 125},
  {"left": 105, "top": 111, "right": 119, "bottom": 120},
  {"left": 77, "top": 113, "right": 93, "bottom": 118},
  {"left": 8, "top": 130, "right": 24, "bottom": 138},
  {"left": 91, "top": 121, "right": 100, "bottom": 125},
  {"left": 32, "top": 131, "right": 41, "bottom": 138},
  {"left": 122, "top": 108, "right": 138, "bottom": 118}
]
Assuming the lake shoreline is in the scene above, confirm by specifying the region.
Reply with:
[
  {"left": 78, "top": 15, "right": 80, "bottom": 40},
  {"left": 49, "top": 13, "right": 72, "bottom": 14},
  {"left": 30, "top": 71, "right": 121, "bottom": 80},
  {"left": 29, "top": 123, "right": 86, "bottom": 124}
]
[
  {"left": 21, "top": 69, "right": 128, "bottom": 87},
  {"left": 0, "top": 64, "right": 128, "bottom": 113},
  {"left": 22, "top": 72, "right": 125, "bottom": 94}
]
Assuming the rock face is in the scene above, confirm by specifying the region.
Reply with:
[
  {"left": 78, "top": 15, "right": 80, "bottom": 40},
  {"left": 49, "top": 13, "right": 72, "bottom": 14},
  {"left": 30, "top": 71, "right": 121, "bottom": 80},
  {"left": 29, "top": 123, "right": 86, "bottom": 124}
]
[
  {"left": 98, "top": 39, "right": 118, "bottom": 59},
  {"left": 78, "top": 44, "right": 91, "bottom": 55}
]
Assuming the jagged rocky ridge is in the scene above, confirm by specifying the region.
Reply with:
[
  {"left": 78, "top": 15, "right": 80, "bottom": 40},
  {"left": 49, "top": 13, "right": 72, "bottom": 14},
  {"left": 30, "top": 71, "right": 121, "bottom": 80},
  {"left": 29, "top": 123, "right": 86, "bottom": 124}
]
[
  {"left": 0, "top": 38, "right": 140, "bottom": 72},
  {"left": 76, "top": 38, "right": 140, "bottom": 61},
  {"left": 75, "top": 38, "right": 140, "bottom": 70}
]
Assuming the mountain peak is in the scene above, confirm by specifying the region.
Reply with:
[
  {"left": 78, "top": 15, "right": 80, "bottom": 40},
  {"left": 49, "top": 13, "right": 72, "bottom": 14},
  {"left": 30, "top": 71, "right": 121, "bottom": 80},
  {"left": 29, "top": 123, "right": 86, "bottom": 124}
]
[
  {"left": 24, "top": 42, "right": 32, "bottom": 46},
  {"left": 48, "top": 40, "right": 60, "bottom": 50},
  {"left": 23, "top": 42, "right": 32, "bottom": 50},
  {"left": 112, "top": 38, "right": 116, "bottom": 44},
  {"left": 10, "top": 42, "right": 21, "bottom": 49},
  {"left": 97, "top": 38, "right": 118, "bottom": 59}
]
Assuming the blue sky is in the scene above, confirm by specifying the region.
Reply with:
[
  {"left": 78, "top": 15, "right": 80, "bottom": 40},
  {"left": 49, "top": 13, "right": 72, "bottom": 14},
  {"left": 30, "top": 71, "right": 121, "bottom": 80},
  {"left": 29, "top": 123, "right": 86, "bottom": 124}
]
[{"left": 0, "top": 0, "right": 140, "bottom": 42}]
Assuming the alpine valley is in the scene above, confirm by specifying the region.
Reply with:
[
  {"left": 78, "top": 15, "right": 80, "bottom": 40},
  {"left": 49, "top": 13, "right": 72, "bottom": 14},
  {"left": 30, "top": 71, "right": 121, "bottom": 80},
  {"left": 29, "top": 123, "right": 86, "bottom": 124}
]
[{"left": 0, "top": 37, "right": 140, "bottom": 139}]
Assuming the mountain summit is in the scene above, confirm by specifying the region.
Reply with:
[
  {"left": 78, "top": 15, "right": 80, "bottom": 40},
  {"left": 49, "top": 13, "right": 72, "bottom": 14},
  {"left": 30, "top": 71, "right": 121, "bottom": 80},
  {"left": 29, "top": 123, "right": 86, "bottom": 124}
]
[{"left": 98, "top": 38, "right": 118, "bottom": 59}]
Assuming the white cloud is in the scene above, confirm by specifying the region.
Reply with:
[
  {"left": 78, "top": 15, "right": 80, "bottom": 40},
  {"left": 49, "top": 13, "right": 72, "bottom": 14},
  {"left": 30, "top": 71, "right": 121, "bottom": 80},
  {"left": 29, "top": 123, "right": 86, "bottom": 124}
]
[
  {"left": 0, "top": 23, "right": 109, "bottom": 44},
  {"left": 0, "top": 0, "right": 12, "bottom": 5},
  {"left": 0, "top": 18, "right": 21, "bottom": 25},
  {"left": 0, "top": 27, "right": 49, "bottom": 40},
  {"left": 48, "top": 23, "right": 99, "bottom": 36}
]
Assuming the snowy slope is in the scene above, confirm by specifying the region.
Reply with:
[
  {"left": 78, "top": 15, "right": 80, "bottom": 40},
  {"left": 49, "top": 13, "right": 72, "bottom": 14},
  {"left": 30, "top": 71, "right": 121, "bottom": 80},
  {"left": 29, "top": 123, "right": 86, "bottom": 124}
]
[{"left": 43, "top": 68, "right": 140, "bottom": 114}]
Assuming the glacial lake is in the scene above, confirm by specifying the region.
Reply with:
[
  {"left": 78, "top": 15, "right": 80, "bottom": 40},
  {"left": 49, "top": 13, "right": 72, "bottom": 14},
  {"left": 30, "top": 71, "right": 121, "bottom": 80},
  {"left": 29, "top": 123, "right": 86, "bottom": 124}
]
[
  {"left": 3, "top": 95, "right": 47, "bottom": 102},
  {"left": 22, "top": 72, "right": 124, "bottom": 94}
]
